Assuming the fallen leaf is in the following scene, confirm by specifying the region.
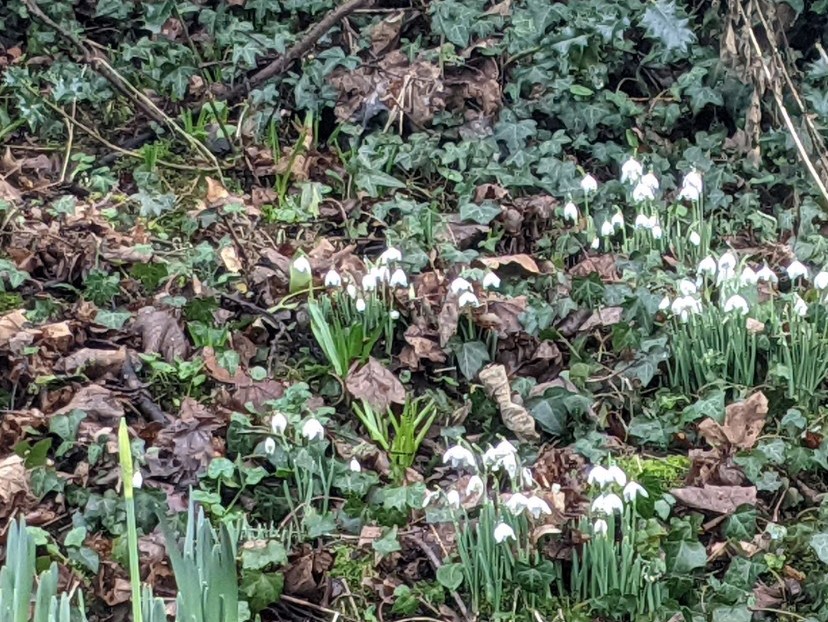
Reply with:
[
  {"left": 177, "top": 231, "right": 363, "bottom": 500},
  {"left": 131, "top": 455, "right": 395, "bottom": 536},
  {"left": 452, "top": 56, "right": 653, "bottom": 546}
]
[
  {"left": 478, "top": 364, "right": 539, "bottom": 442},
  {"left": 0, "top": 454, "right": 30, "bottom": 514},
  {"left": 58, "top": 347, "right": 126, "bottom": 379},
  {"left": 477, "top": 254, "right": 540, "bottom": 275},
  {"left": 40, "top": 321, "right": 73, "bottom": 353},
  {"left": 205, "top": 176, "right": 229, "bottom": 204},
  {"left": 437, "top": 296, "right": 460, "bottom": 347},
  {"left": 570, "top": 254, "right": 618, "bottom": 280},
  {"left": 403, "top": 325, "right": 446, "bottom": 363},
  {"left": 132, "top": 307, "right": 190, "bottom": 363},
  {"left": 371, "top": 12, "right": 403, "bottom": 55},
  {"left": 578, "top": 307, "right": 623, "bottom": 332},
  {"left": 54, "top": 385, "right": 124, "bottom": 425},
  {"left": 698, "top": 391, "right": 768, "bottom": 450},
  {"left": 0, "top": 309, "right": 28, "bottom": 348},
  {"left": 220, "top": 246, "right": 242, "bottom": 273},
  {"left": 346, "top": 357, "right": 406, "bottom": 412},
  {"left": 670, "top": 485, "right": 756, "bottom": 514},
  {"left": 0, "top": 178, "right": 22, "bottom": 203},
  {"left": 484, "top": 296, "right": 527, "bottom": 335}
]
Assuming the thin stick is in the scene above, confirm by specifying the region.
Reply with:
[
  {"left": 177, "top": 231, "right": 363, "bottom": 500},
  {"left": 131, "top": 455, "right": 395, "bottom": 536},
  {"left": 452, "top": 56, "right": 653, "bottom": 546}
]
[{"left": 60, "top": 99, "right": 76, "bottom": 183}]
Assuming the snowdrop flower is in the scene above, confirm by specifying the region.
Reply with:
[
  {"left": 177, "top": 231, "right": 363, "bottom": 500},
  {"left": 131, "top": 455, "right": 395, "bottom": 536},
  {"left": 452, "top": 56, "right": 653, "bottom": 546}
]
[
  {"left": 505, "top": 492, "right": 530, "bottom": 515},
  {"left": 651, "top": 225, "right": 663, "bottom": 239},
  {"left": 590, "top": 236, "right": 600, "bottom": 250},
  {"left": 591, "top": 493, "right": 624, "bottom": 515},
  {"left": 484, "top": 440, "right": 519, "bottom": 478},
  {"left": 293, "top": 256, "right": 311, "bottom": 274},
  {"left": 717, "top": 252, "right": 738, "bottom": 282},
  {"left": 658, "top": 295, "right": 670, "bottom": 311},
  {"left": 697, "top": 255, "right": 717, "bottom": 277},
  {"left": 678, "top": 170, "right": 703, "bottom": 201},
  {"left": 580, "top": 173, "right": 598, "bottom": 194},
  {"left": 563, "top": 201, "right": 579, "bottom": 222},
  {"left": 422, "top": 488, "right": 440, "bottom": 508},
  {"left": 389, "top": 310, "right": 400, "bottom": 320},
  {"left": 622, "top": 481, "right": 649, "bottom": 502},
  {"left": 301, "top": 419, "right": 325, "bottom": 441},
  {"left": 450, "top": 277, "right": 473, "bottom": 294},
  {"left": 787, "top": 260, "right": 809, "bottom": 281},
  {"left": 362, "top": 272, "right": 378, "bottom": 291},
  {"left": 678, "top": 279, "right": 697, "bottom": 296},
  {"left": 521, "top": 467, "right": 535, "bottom": 488},
  {"left": 600, "top": 220, "right": 614, "bottom": 237},
  {"left": 593, "top": 518, "right": 609, "bottom": 536},
  {"left": 494, "top": 522, "right": 516, "bottom": 543},
  {"left": 373, "top": 266, "right": 390, "bottom": 284},
  {"left": 634, "top": 213, "right": 651, "bottom": 229},
  {"left": 815, "top": 271, "right": 828, "bottom": 290},
  {"left": 723, "top": 294, "right": 749, "bottom": 315},
  {"left": 271, "top": 413, "right": 288, "bottom": 435},
  {"left": 132, "top": 470, "right": 143, "bottom": 489},
  {"left": 610, "top": 211, "right": 624, "bottom": 230},
  {"left": 356, "top": 298, "right": 366, "bottom": 312},
  {"left": 756, "top": 264, "right": 778, "bottom": 284},
  {"left": 349, "top": 458, "right": 362, "bottom": 473},
  {"left": 689, "top": 231, "right": 701, "bottom": 246},
  {"left": 482, "top": 272, "right": 501, "bottom": 289},
  {"left": 378, "top": 247, "right": 402, "bottom": 264},
  {"left": 671, "top": 295, "right": 702, "bottom": 322},
  {"left": 632, "top": 181, "right": 656, "bottom": 203},
  {"left": 264, "top": 438, "right": 276, "bottom": 455},
  {"left": 621, "top": 157, "right": 643, "bottom": 184},
  {"left": 458, "top": 291, "right": 480, "bottom": 309},
  {"left": 324, "top": 269, "right": 342, "bottom": 287},
  {"left": 389, "top": 268, "right": 407, "bottom": 288},
  {"left": 346, "top": 283, "right": 358, "bottom": 299},
  {"left": 526, "top": 496, "right": 552, "bottom": 519},
  {"left": 740, "top": 266, "right": 758, "bottom": 286},
  {"left": 587, "top": 465, "right": 613, "bottom": 487},
  {"left": 446, "top": 490, "right": 461, "bottom": 509},
  {"left": 640, "top": 172, "right": 660, "bottom": 191},
  {"left": 466, "top": 475, "right": 485, "bottom": 497},
  {"left": 793, "top": 294, "right": 808, "bottom": 317},
  {"left": 606, "top": 465, "right": 627, "bottom": 487},
  {"left": 442, "top": 445, "right": 477, "bottom": 470}
]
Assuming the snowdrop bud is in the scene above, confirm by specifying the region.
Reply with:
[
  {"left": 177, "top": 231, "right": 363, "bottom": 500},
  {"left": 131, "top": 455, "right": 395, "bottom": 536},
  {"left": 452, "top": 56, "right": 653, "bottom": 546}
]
[
  {"left": 356, "top": 298, "right": 366, "bottom": 312},
  {"left": 362, "top": 273, "right": 378, "bottom": 291},
  {"left": 632, "top": 181, "right": 656, "bottom": 203},
  {"left": 450, "top": 277, "right": 473, "bottom": 294},
  {"left": 740, "top": 267, "right": 758, "bottom": 286},
  {"left": 389, "top": 268, "right": 408, "bottom": 288},
  {"left": 132, "top": 470, "right": 143, "bottom": 489},
  {"left": 622, "top": 481, "right": 648, "bottom": 502},
  {"left": 264, "top": 438, "right": 277, "bottom": 455},
  {"left": 349, "top": 458, "right": 361, "bottom": 473},
  {"left": 678, "top": 279, "right": 697, "bottom": 296},
  {"left": 346, "top": 283, "right": 358, "bottom": 299},
  {"left": 787, "top": 260, "right": 809, "bottom": 281},
  {"left": 482, "top": 272, "right": 501, "bottom": 290},
  {"left": 723, "top": 294, "right": 749, "bottom": 315},
  {"left": 580, "top": 174, "right": 598, "bottom": 194},
  {"left": 292, "top": 256, "right": 311, "bottom": 274},
  {"left": 458, "top": 291, "right": 480, "bottom": 309},
  {"left": 301, "top": 419, "right": 325, "bottom": 441},
  {"left": 442, "top": 445, "right": 477, "bottom": 470},
  {"left": 271, "top": 413, "right": 287, "bottom": 435},
  {"left": 324, "top": 269, "right": 341, "bottom": 287},
  {"left": 379, "top": 247, "right": 402, "bottom": 264},
  {"left": 521, "top": 467, "right": 535, "bottom": 488},
  {"left": 610, "top": 211, "right": 624, "bottom": 230},
  {"left": 389, "top": 310, "right": 400, "bottom": 320},
  {"left": 815, "top": 271, "right": 828, "bottom": 290},
  {"left": 493, "top": 522, "right": 516, "bottom": 543},
  {"left": 593, "top": 518, "right": 609, "bottom": 536},
  {"left": 600, "top": 220, "right": 614, "bottom": 237},
  {"left": 563, "top": 201, "right": 579, "bottom": 222},
  {"left": 793, "top": 294, "right": 808, "bottom": 317},
  {"left": 697, "top": 255, "right": 717, "bottom": 276},
  {"left": 689, "top": 231, "right": 701, "bottom": 246},
  {"left": 756, "top": 264, "right": 778, "bottom": 284},
  {"left": 621, "top": 157, "right": 643, "bottom": 184},
  {"left": 446, "top": 490, "right": 461, "bottom": 509}
]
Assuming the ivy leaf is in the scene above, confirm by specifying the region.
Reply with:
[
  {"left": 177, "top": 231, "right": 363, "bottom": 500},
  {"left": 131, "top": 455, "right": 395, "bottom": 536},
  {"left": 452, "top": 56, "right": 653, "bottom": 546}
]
[
  {"left": 460, "top": 201, "right": 501, "bottom": 225},
  {"left": 372, "top": 526, "right": 402, "bottom": 557},
  {"left": 436, "top": 563, "right": 464, "bottom": 590},
  {"left": 453, "top": 341, "right": 490, "bottom": 381},
  {"left": 665, "top": 539, "right": 707, "bottom": 573},
  {"left": 241, "top": 540, "right": 288, "bottom": 570},
  {"left": 810, "top": 533, "right": 828, "bottom": 564},
  {"left": 241, "top": 571, "right": 284, "bottom": 612},
  {"left": 641, "top": 0, "right": 696, "bottom": 55},
  {"left": 725, "top": 507, "right": 756, "bottom": 540}
]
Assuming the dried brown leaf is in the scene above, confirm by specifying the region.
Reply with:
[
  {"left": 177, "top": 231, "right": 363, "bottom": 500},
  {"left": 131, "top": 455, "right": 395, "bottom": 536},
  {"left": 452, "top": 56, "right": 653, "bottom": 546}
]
[
  {"left": 0, "top": 454, "right": 30, "bottom": 514},
  {"left": 570, "top": 254, "right": 618, "bottom": 280},
  {"left": 437, "top": 296, "right": 460, "bottom": 347},
  {"left": 479, "top": 364, "right": 539, "bottom": 442},
  {"left": 477, "top": 254, "right": 540, "bottom": 274},
  {"left": 403, "top": 325, "right": 446, "bottom": 363},
  {"left": 578, "top": 307, "right": 623, "bottom": 332},
  {"left": 220, "top": 246, "right": 242, "bottom": 273},
  {"left": 58, "top": 347, "right": 126, "bottom": 379},
  {"left": 346, "top": 357, "right": 406, "bottom": 412},
  {"left": 0, "top": 309, "right": 28, "bottom": 348},
  {"left": 670, "top": 485, "right": 756, "bottom": 514},
  {"left": 699, "top": 391, "right": 768, "bottom": 450},
  {"left": 132, "top": 307, "right": 190, "bottom": 363}
]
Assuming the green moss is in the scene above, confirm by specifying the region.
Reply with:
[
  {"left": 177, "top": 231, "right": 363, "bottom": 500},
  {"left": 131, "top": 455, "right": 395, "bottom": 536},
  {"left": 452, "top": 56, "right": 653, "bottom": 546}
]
[
  {"left": 0, "top": 292, "right": 23, "bottom": 312},
  {"left": 617, "top": 455, "right": 690, "bottom": 488},
  {"left": 330, "top": 544, "right": 374, "bottom": 590}
]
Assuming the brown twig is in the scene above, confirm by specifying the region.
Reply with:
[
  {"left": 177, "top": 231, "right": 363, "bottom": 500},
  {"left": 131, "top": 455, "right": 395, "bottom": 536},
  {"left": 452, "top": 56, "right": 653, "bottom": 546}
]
[{"left": 405, "top": 533, "right": 470, "bottom": 622}]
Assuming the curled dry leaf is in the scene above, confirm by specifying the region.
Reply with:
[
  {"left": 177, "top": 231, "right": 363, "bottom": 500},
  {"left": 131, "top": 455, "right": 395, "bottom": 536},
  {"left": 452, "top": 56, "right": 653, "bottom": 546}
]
[
  {"left": 403, "top": 325, "right": 446, "bottom": 364},
  {"left": 39, "top": 321, "right": 73, "bottom": 353},
  {"left": 219, "top": 246, "right": 242, "bottom": 273},
  {"left": 578, "top": 307, "right": 624, "bottom": 332},
  {"left": 476, "top": 254, "right": 540, "bottom": 275},
  {"left": 437, "top": 295, "right": 460, "bottom": 347},
  {"left": 670, "top": 485, "right": 756, "bottom": 514},
  {"left": 478, "top": 364, "right": 539, "bottom": 442},
  {"left": 132, "top": 307, "right": 190, "bottom": 363},
  {"left": 698, "top": 391, "right": 768, "bottom": 450},
  {"left": 570, "top": 254, "right": 618, "bottom": 280},
  {"left": 0, "top": 309, "right": 28, "bottom": 348},
  {"left": 346, "top": 357, "right": 406, "bottom": 413},
  {"left": 0, "top": 454, "right": 31, "bottom": 517},
  {"left": 58, "top": 347, "right": 126, "bottom": 379}
]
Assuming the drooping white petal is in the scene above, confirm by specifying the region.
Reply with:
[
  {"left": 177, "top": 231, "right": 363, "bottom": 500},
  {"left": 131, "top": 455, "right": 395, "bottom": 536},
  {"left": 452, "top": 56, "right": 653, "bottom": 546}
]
[
  {"left": 442, "top": 445, "right": 477, "bottom": 470},
  {"left": 621, "top": 157, "right": 643, "bottom": 184},
  {"left": 563, "top": 201, "right": 579, "bottom": 222},
  {"left": 723, "top": 295, "right": 749, "bottom": 315},
  {"left": 349, "top": 458, "right": 362, "bottom": 473},
  {"left": 301, "top": 419, "right": 325, "bottom": 441},
  {"left": 324, "top": 269, "right": 342, "bottom": 287},
  {"left": 622, "top": 481, "right": 649, "bottom": 502},
  {"left": 580, "top": 174, "right": 598, "bottom": 194},
  {"left": 450, "top": 277, "right": 474, "bottom": 294},
  {"left": 389, "top": 268, "right": 408, "bottom": 288},
  {"left": 271, "top": 413, "right": 288, "bottom": 435},
  {"left": 787, "top": 260, "right": 809, "bottom": 281},
  {"left": 493, "top": 522, "right": 516, "bottom": 543},
  {"left": 482, "top": 272, "right": 501, "bottom": 290},
  {"left": 378, "top": 247, "right": 402, "bottom": 264},
  {"left": 458, "top": 291, "right": 480, "bottom": 309},
  {"left": 293, "top": 256, "right": 311, "bottom": 274}
]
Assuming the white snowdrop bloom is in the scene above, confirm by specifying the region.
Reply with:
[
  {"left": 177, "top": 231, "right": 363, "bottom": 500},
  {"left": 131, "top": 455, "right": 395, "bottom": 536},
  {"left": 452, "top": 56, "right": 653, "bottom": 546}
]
[
  {"left": 458, "top": 291, "right": 480, "bottom": 309},
  {"left": 587, "top": 465, "right": 613, "bottom": 488},
  {"left": 591, "top": 493, "right": 624, "bottom": 515},
  {"left": 580, "top": 173, "right": 598, "bottom": 194},
  {"left": 593, "top": 518, "right": 609, "bottom": 536},
  {"left": 622, "top": 481, "right": 649, "bottom": 502},
  {"left": 264, "top": 438, "right": 277, "bottom": 455},
  {"left": 740, "top": 266, "right": 758, "bottom": 286},
  {"left": 697, "top": 255, "right": 717, "bottom": 277},
  {"left": 465, "top": 475, "right": 485, "bottom": 497},
  {"left": 271, "top": 413, "right": 288, "bottom": 435},
  {"left": 610, "top": 211, "right": 625, "bottom": 230},
  {"left": 640, "top": 172, "right": 660, "bottom": 191},
  {"left": 521, "top": 467, "right": 535, "bottom": 488},
  {"left": 658, "top": 295, "right": 671, "bottom": 311},
  {"left": 446, "top": 490, "right": 461, "bottom": 509},
  {"left": 678, "top": 170, "right": 703, "bottom": 201},
  {"left": 324, "top": 269, "right": 342, "bottom": 288},
  {"left": 590, "top": 236, "right": 600, "bottom": 250},
  {"left": 362, "top": 272, "right": 378, "bottom": 291},
  {"left": 526, "top": 496, "right": 552, "bottom": 519},
  {"left": 689, "top": 231, "right": 701, "bottom": 246},
  {"left": 378, "top": 247, "right": 402, "bottom": 264},
  {"left": 132, "top": 470, "right": 143, "bottom": 489},
  {"left": 450, "top": 277, "right": 474, "bottom": 294},
  {"left": 505, "top": 493, "right": 530, "bottom": 515},
  {"left": 356, "top": 298, "right": 366, "bottom": 313},
  {"left": 600, "top": 220, "right": 614, "bottom": 237},
  {"left": 442, "top": 445, "right": 477, "bottom": 470},
  {"left": 723, "top": 294, "right": 749, "bottom": 315},
  {"left": 756, "top": 264, "right": 778, "bottom": 284},
  {"left": 373, "top": 266, "right": 390, "bottom": 284},
  {"left": 422, "top": 488, "right": 440, "bottom": 508},
  {"left": 787, "top": 260, "right": 809, "bottom": 281},
  {"left": 301, "top": 419, "right": 325, "bottom": 441},
  {"left": 486, "top": 439, "right": 518, "bottom": 461},
  {"left": 815, "top": 271, "right": 828, "bottom": 291},
  {"left": 671, "top": 295, "right": 702, "bottom": 322},
  {"left": 292, "top": 256, "right": 311, "bottom": 274},
  {"left": 389, "top": 310, "right": 400, "bottom": 320},
  {"left": 606, "top": 465, "right": 627, "bottom": 487},
  {"left": 718, "top": 252, "right": 737, "bottom": 274},
  {"left": 632, "top": 181, "right": 656, "bottom": 203},
  {"left": 621, "top": 157, "right": 643, "bottom": 184},
  {"left": 793, "top": 294, "right": 808, "bottom": 317},
  {"left": 651, "top": 225, "right": 663, "bottom": 239},
  {"left": 678, "top": 279, "right": 697, "bottom": 296},
  {"left": 563, "top": 201, "right": 579, "bottom": 222},
  {"left": 349, "top": 458, "right": 362, "bottom": 473},
  {"left": 346, "top": 283, "right": 358, "bottom": 299},
  {"left": 634, "top": 213, "right": 651, "bottom": 229},
  {"left": 493, "top": 522, "right": 516, "bottom": 543},
  {"left": 389, "top": 268, "right": 408, "bottom": 288},
  {"left": 482, "top": 272, "right": 501, "bottom": 290}
]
